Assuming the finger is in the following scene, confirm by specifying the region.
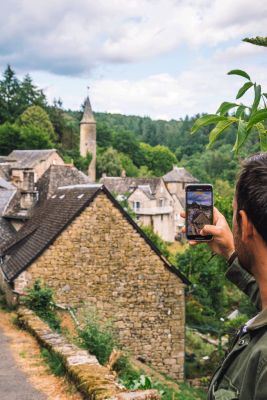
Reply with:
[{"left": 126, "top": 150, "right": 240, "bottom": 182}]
[
  {"left": 182, "top": 227, "right": 185, "bottom": 233},
  {"left": 200, "top": 224, "right": 218, "bottom": 236},
  {"left": 213, "top": 207, "right": 225, "bottom": 225},
  {"left": 180, "top": 212, "right": 185, "bottom": 218},
  {"left": 188, "top": 240, "right": 207, "bottom": 246}
]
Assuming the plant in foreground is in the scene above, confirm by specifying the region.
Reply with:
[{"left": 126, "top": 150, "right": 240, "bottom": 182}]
[
  {"left": 21, "top": 279, "right": 62, "bottom": 331},
  {"left": 40, "top": 348, "right": 66, "bottom": 377},
  {"left": 121, "top": 375, "right": 165, "bottom": 397}
]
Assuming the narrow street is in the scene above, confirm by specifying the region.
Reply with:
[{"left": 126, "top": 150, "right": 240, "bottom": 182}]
[{"left": 0, "top": 325, "right": 46, "bottom": 400}]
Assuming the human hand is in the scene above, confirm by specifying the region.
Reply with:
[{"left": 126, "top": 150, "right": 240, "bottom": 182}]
[{"left": 180, "top": 207, "right": 235, "bottom": 260}]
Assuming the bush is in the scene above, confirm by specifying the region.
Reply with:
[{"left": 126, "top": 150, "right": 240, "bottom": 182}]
[
  {"left": 40, "top": 348, "right": 66, "bottom": 377},
  {"left": 21, "top": 279, "right": 61, "bottom": 331},
  {"left": 141, "top": 224, "right": 170, "bottom": 259},
  {"left": 76, "top": 303, "right": 120, "bottom": 365}
]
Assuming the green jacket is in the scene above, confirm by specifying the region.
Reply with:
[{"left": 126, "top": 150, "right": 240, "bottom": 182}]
[{"left": 207, "top": 259, "right": 267, "bottom": 400}]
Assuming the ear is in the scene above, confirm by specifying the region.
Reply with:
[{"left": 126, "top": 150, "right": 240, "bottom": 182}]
[{"left": 239, "top": 210, "right": 253, "bottom": 243}]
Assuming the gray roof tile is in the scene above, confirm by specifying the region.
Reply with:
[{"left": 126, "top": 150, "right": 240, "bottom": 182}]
[{"left": 163, "top": 167, "right": 198, "bottom": 183}]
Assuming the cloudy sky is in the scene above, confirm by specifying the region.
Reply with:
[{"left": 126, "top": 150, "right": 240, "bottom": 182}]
[
  {"left": 1, "top": 0, "right": 267, "bottom": 120},
  {"left": 187, "top": 192, "right": 212, "bottom": 206}
]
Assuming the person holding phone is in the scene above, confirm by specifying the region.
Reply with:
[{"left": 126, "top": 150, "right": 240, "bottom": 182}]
[{"left": 181, "top": 152, "right": 267, "bottom": 400}]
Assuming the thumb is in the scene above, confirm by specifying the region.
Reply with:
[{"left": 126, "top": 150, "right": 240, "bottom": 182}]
[{"left": 200, "top": 224, "right": 217, "bottom": 236}]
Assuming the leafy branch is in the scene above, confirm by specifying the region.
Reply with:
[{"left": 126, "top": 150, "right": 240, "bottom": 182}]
[{"left": 191, "top": 69, "right": 267, "bottom": 154}]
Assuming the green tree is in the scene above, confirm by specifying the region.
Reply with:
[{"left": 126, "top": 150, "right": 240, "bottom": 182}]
[
  {"left": 0, "top": 123, "right": 54, "bottom": 155},
  {"left": 113, "top": 129, "right": 145, "bottom": 167},
  {"left": 0, "top": 65, "right": 20, "bottom": 124},
  {"left": 118, "top": 153, "right": 139, "bottom": 177},
  {"left": 16, "top": 105, "right": 56, "bottom": 142},
  {"left": 46, "top": 98, "right": 66, "bottom": 143},
  {"left": 96, "top": 122, "right": 113, "bottom": 149},
  {"left": 64, "top": 149, "right": 92, "bottom": 173},
  {"left": 96, "top": 147, "right": 122, "bottom": 178},
  {"left": 141, "top": 143, "right": 179, "bottom": 176},
  {"left": 19, "top": 125, "right": 54, "bottom": 150},
  {"left": 0, "top": 123, "right": 22, "bottom": 155}
]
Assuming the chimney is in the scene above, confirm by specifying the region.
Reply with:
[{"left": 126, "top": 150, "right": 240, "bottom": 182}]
[
  {"left": 102, "top": 172, "right": 107, "bottom": 178},
  {"left": 121, "top": 169, "right": 126, "bottom": 178},
  {"left": 173, "top": 164, "right": 177, "bottom": 170}
]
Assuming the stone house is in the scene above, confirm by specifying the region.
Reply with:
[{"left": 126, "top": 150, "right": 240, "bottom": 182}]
[
  {"left": 100, "top": 176, "right": 175, "bottom": 242},
  {"left": 163, "top": 166, "right": 199, "bottom": 240},
  {"left": 4, "top": 149, "right": 65, "bottom": 187},
  {"left": 0, "top": 184, "right": 189, "bottom": 381},
  {"left": 1, "top": 164, "right": 92, "bottom": 232}
]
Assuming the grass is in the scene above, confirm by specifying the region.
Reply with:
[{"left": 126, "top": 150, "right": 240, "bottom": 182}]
[
  {"left": 40, "top": 348, "right": 66, "bottom": 377},
  {"left": 0, "top": 294, "right": 15, "bottom": 313},
  {"left": 19, "top": 350, "right": 26, "bottom": 358}
]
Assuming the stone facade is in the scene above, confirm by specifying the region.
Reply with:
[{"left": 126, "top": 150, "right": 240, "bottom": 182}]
[
  {"left": 11, "top": 191, "right": 186, "bottom": 380},
  {"left": 80, "top": 97, "right": 96, "bottom": 181}
]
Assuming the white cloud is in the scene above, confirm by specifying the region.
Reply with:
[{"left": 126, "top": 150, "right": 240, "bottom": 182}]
[
  {"left": 1, "top": 0, "right": 267, "bottom": 75},
  {"left": 213, "top": 42, "right": 266, "bottom": 62}
]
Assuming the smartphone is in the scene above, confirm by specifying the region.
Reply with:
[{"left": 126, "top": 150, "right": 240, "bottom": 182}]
[{"left": 185, "top": 184, "right": 213, "bottom": 241}]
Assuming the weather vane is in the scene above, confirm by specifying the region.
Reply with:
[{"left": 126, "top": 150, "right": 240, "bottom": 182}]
[{"left": 87, "top": 86, "right": 90, "bottom": 97}]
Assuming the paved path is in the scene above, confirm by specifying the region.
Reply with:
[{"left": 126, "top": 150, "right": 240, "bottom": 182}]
[{"left": 0, "top": 325, "right": 46, "bottom": 400}]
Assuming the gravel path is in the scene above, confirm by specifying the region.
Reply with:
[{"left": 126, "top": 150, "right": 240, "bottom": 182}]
[{"left": 0, "top": 325, "right": 46, "bottom": 400}]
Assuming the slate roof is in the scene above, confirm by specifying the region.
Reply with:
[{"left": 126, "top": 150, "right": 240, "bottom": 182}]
[
  {"left": 0, "top": 177, "right": 15, "bottom": 190},
  {"left": 0, "top": 190, "right": 17, "bottom": 245},
  {"left": 137, "top": 185, "right": 155, "bottom": 200},
  {"left": 0, "top": 184, "right": 190, "bottom": 285},
  {"left": 36, "top": 165, "right": 92, "bottom": 205},
  {"left": 99, "top": 177, "right": 163, "bottom": 196},
  {"left": 2, "top": 189, "right": 38, "bottom": 219},
  {"left": 163, "top": 167, "right": 198, "bottom": 183},
  {"left": 5, "top": 150, "right": 63, "bottom": 169},
  {"left": 0, "top": 156, "right": 7, "bottom": 163},
  {"left": 80, "top": 96, "right": 96, "bottom": 124},
  {"left": 0, "top": 163, "right": 12, "bottom": 181},
  {"left": 78, "top": 171, "right": 94, "bottom": 184}
]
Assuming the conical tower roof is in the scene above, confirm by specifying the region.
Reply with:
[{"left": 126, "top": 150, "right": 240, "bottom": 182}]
[{"left": 80, "top": 96, "right": 96, "bottom": 124}]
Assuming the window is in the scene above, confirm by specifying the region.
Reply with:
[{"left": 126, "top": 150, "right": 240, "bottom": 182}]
[
  {"left": 129, "top": 187, "right": 134, "bottom": 192},
  {"left": 161, "top": 214, "right": 163, "bottom": 221},
  {"left": 160, "top": 199, "right": 164, "bottom": 207},
  {"left": 170, "top": 201, "right": 172, "bottom": 206},
  {"left": 160, "top": 186, "right": 163, "bottom": 193},
  {"left": 132, "top": 201, "right": 140, "bottom": 211},
  {"left": 177, "top": 214, "right": 180, "bottom": 220},
  {"left": 53, "top": 159, "right": 56, "bottom": 165},
  {"left": 182, "top": 183, "right": 185, "bottom": 189},
  {"left": 136, "top": 215, "right": 140, "bottom": 221}
]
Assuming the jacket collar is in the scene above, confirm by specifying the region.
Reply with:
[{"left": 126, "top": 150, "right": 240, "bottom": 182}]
[{"left": 247, "top": 305, "right": 267, "bottom": 331}]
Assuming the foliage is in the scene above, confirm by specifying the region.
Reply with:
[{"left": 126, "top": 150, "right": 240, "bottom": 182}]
[
  {"left": 141, "top": 143, "right": 179, "bottom": 177},
  {"left": 0, "top": 65, "right": 46, "bottom": 125},
  {"left": 76, "top": 302, "right": 120, "bottom": 366},
  {"left": 114, "top": 191, "right": 137, "bottom": 219},
  {"left": 40, "top": 348, "right": 66, "bottom": 377},
  {"left": 119, "top": 153, "right": 139, "bottom": 177},
  {"left": 64, "top": 149, "right": 92, "bottom": 173},
  {"left": 96, "top": 147, "right": 122, "bottom": 179},
  {"left": 126, "top": 375, "right": 165, "bottom": 397},
  {"left": 191, "top": 68, "right": 267, "bottom": 154},
  {"left": 46, "top": 98, "right": 66, "bottom": 143},
  {"left": 0, "top": 294, "right": 15, "bottom": 312},
  {"left": 97, "top": 122, "right": 114, "bottom": 149},
  {"left": 137, "top": 165, "right": 155, "bottom": 177},
  {"left": 141, "top": 224, "right": 170, "bottom": 259},
  {"left": 21, "top": 279, "right": 61, "bottom": 331},
  {"left": 214, "top": 179, "right": 234, "bottom": 198},
  {"left": 243, "top": 36, "right": 267, "bottom": 47},
  {"left": 16, "top": 105, "right": 57, "bottom": 142},
  {"left": 0, "top": 122, "right": 54, "bottom": 155},
  {"left": 113, "top": 129, "right": 145, "bottom": 167}
]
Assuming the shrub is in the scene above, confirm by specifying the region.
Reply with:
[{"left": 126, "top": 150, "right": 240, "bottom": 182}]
[
  {"left": 76, "top": 302, "right": 120, "bottom": 365},
  {"left": 21, "top": 279, "right": 61, "bottom": 331}
]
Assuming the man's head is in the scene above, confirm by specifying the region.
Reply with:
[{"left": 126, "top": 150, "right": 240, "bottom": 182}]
[{"left": 233, "top": 152, "right": 267, "bottom": 271}]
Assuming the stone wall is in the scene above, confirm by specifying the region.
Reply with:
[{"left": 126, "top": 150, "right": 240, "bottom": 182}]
[{"left": 13, "top": 191, "right": 186, "bottom": 380}]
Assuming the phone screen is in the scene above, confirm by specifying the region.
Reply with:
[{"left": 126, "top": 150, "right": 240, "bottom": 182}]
[{"left": 186, "top": 184, "right": 213, "bottom": 241}]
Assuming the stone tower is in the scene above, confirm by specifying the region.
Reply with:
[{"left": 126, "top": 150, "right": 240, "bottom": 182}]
[{"left": 80, "top": 96, "right": 96, "bottom": 181}]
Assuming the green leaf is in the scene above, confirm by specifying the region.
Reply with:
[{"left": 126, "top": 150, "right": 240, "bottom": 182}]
[
  {"left": 191, "top": 114, "right": 237, "bottom": 135},
  {"left": 256, "top": 122, "right": 267, "bottom": 152},
  {"left": 263, "top": 93, "right": 267, "bottom": 100},
  {"left": 207, "top": 118, "right": 237, "bottom": 148},
  {"left": 235, "top": 105, "right": 248, "bottom": 119},
  {"left": 251, "top": 84, "right": 261, "bottom": 115},
  {"left": 247, "top": 109, "right": 267, "bottom": 130},
  {"left": 236, "top": 82, "right": 254, "bottom": 99},
  {"left": 216, "top": 102, "right": 239, "bottom": 116},
  {"left": 228, "top": 69, "right": 251, "bottom": 81},
  {"left": 243, "top": 36, "right": 267, "bottom": 48},
  {"left": 232, "top": 120, "right": 247, "bottom": 155}
]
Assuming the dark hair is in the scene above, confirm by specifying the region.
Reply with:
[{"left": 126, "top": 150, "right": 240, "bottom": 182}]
[{"left": 235, "top": 152, "right": 267, "bottom": 243}]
